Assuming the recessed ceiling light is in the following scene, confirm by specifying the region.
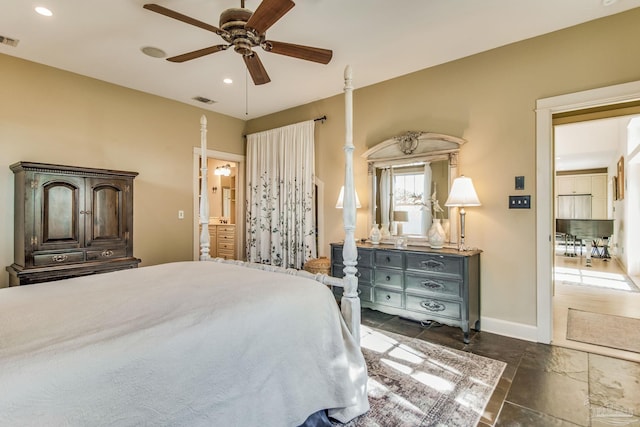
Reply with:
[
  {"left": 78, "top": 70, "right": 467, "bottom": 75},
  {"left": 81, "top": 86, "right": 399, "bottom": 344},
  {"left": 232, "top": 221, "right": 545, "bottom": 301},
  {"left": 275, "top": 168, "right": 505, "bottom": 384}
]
[
  {"left": 35, "top": 6, "right": 53, "bottom": 16},
  {"left": 602, "top": 0, "right": 617, "bottom": 5},
  {"left": 223, "top": 78, "right": 233, "bottom": 84},
  {"left": 141, "top": 46, "right": 167, "bottom": 58}
]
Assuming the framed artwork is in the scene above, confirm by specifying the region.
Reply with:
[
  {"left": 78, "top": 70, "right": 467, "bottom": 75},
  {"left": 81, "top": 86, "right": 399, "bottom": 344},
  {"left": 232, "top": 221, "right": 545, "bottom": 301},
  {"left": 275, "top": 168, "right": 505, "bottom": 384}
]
[
  {"left": 612, "top": 176, "right": 618, "bottom": 201},
  {"left": 617, "top": 156, "right": 625, "bottom": 200}
]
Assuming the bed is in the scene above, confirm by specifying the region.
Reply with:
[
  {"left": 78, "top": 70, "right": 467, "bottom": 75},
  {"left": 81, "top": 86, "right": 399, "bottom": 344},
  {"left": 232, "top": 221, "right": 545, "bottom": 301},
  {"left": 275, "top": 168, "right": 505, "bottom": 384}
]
[{"left": 0, "top": 67, "right": 368, "bottom": 426}]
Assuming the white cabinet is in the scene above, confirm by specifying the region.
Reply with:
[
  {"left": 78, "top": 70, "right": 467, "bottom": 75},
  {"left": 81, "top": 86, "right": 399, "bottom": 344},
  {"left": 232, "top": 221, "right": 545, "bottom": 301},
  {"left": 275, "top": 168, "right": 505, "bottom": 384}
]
[{"left": 556, "top": 174, "right": 608, "bottom": 220}]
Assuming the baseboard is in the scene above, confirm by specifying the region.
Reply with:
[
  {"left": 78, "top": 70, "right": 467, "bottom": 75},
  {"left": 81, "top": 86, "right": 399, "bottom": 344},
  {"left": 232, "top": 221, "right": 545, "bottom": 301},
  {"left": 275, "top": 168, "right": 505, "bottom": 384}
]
[{"left": 481, "top": 316, "right": 539, "bottom": 342}]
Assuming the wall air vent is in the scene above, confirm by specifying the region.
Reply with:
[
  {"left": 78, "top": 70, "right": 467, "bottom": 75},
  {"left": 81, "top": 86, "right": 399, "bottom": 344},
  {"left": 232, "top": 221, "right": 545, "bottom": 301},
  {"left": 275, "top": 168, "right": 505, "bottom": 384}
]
[
  {"left": 0, "top": 35, "right": 20, "bottom": 47},
  {"left": 192, "top": 96, "right": 216, "bottom": 105}
]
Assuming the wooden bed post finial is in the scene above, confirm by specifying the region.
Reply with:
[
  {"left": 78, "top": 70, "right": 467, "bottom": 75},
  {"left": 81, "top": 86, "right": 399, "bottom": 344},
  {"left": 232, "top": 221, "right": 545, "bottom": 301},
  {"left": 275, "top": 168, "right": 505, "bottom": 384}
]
[
  {"left": 341, "top": 65, "right": 361, "bottom": 344},
  {"left": 199, "top": 114, "right": 211, "bottom": 260}
]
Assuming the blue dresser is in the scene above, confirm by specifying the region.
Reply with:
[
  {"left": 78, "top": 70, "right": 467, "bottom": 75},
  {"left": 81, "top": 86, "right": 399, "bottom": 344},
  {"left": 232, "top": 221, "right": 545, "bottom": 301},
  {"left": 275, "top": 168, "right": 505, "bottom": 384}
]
[{"left": 331, "top": 242, "right": 481, "bottom": 343}]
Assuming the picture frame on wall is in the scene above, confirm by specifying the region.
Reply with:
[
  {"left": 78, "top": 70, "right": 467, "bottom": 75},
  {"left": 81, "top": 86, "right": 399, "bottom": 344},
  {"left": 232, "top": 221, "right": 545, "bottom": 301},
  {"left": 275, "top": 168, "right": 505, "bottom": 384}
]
[
  {"left": 612, "top": 176, "right": 618, "bottom": 201},
  {"left": 617, "top": 156, "right": 625, "bottom": 200}
]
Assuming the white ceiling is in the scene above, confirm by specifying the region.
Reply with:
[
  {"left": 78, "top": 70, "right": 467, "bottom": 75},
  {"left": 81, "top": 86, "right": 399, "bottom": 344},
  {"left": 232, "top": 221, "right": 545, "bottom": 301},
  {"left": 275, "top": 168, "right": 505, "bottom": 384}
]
[
  {"left": 2, "top": 0, "right": 640, "bottom": 120},
  {"left": 555, "top": 115, "right": 640, "bottom": 172}
]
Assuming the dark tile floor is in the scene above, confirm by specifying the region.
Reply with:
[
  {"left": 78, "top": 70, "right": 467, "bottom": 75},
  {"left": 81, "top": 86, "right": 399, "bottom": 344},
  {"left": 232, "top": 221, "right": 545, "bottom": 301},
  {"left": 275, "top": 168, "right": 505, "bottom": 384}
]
[{"left": 360, "top": 308, "right": 640, "bottom": 427}]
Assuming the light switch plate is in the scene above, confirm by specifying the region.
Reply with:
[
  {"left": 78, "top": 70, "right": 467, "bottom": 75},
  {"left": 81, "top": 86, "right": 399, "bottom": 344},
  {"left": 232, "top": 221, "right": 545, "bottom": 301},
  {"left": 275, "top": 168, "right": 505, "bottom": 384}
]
[
  {"left": 509, "top": 195, "right": 531, "bottom": 209},
  {"left": 515, "top": 176, "right": 525, "bottom": 190}
]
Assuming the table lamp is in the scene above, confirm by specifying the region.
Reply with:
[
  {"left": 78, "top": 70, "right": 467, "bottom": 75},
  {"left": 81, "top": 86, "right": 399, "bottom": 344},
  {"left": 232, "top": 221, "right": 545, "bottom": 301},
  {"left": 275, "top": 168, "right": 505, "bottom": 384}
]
[
  {"left": 335, "top": 186, "right": 362, "bottom": 209},
  {"left": 393, "top": 210, "right": 409, "bottom": 235},
  {"left": 445, "top": 176, "right": 481, "bottom": 251}
]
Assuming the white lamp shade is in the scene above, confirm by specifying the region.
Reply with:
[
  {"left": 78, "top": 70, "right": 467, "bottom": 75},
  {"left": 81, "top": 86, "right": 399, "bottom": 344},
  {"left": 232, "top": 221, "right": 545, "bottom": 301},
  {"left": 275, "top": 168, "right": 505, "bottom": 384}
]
[
  {"left": 393, "top": 210, "right": 409, "bottom": 222},
  {"left": 335, "top": 186, "right": 362, "bottom": 208},
  {"left": 445, "top": 176, "right": 481, "bottom": 207}
]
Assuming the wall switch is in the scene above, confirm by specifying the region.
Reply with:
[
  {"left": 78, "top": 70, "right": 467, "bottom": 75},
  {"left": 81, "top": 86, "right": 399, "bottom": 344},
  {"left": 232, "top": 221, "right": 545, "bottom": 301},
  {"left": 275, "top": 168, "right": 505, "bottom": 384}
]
[
  {"left": 178, "top": 210, "right": 185, "bottom": 219},
  {"left": 515, "top": 176, "right": 525, "bottom": 190},
  {"left": 509, "top": 195, "right": 531, "bottom": 209}
]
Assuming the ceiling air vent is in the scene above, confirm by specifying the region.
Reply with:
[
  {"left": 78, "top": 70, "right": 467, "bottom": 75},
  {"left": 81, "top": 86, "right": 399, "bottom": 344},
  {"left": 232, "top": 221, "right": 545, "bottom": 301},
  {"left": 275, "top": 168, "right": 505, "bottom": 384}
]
[
  {"left": 192, "top": 96, "right": 215, "bottom": 105},
  {"left": 0, "top": 35, "right": 20, "bottom": 47}
]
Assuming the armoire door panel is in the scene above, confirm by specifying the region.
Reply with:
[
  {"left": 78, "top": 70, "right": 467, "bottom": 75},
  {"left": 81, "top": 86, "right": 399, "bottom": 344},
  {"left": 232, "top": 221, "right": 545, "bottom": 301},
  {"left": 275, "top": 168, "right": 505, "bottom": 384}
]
[
  {"left": 85, "top": 179, "right": 128, "bottom": 247},
  {"left": 35, "top": 176, "right": 85, "bottom": 250}
]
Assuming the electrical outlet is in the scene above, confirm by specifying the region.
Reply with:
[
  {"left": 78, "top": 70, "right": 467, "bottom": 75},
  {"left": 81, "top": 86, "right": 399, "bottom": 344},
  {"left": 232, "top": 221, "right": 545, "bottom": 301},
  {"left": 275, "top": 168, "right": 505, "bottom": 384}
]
[
  {"left": 509, "top": 195, "right": 531, "bottom": 209},
  {"left": 178, "top": 210, "right": 185, "bottom": 219}
]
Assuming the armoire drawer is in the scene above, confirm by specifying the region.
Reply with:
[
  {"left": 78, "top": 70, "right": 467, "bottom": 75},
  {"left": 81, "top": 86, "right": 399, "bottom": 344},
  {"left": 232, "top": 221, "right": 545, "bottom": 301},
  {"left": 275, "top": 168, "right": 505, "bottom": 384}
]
[
  {"left": 86, "top": 248, "right": 127, "bottom": 261},
  {"left": 34, "top": 251, "right": 85, "bottom": 266}
]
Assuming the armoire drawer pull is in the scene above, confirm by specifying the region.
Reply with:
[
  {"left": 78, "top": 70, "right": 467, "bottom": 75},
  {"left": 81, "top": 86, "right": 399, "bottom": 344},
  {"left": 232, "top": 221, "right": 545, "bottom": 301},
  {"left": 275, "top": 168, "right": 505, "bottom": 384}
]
[
  {"left": 420, "top": 300, "right": 446, "bottom": 312},
  {"left": 52, "top": 254, "right": 68, "bottom": 262},
  {"left": 101, "top": 250, "right": 114, "bottom": 257}
]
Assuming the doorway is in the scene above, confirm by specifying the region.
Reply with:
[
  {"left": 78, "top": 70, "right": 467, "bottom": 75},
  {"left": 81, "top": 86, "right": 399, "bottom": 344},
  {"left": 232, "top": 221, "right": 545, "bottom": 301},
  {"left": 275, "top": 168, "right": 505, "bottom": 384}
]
[
  {"left": 192, "top": 148, "right": 245, "bottom": 261},
  {"left": 536, "top": 80, "right": 640, "bottom": 361}
]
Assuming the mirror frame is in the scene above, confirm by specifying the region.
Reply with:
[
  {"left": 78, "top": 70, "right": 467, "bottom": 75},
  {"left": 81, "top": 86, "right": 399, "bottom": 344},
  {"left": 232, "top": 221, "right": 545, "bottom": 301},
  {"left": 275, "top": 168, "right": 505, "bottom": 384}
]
[{"left": 362, "top": 131, "right": 466, "bottom": 246}]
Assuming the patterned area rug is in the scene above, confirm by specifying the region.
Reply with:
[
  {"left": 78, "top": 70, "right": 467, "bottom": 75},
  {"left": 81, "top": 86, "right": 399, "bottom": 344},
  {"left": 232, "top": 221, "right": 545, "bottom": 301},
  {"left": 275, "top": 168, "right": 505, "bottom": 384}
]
[
  {"left": 567, "top": 308, "right": 640, "bottom": 353},
  {"left": 334, "top": 326, "right": 506, "bottom": 427}
]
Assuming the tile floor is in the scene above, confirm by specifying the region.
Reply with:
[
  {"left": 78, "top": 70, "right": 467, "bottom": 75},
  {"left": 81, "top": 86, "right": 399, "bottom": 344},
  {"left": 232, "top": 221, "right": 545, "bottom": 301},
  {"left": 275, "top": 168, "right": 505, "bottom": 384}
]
[{"left": 360, "top": 308, "right": 640, "bottom": 427}]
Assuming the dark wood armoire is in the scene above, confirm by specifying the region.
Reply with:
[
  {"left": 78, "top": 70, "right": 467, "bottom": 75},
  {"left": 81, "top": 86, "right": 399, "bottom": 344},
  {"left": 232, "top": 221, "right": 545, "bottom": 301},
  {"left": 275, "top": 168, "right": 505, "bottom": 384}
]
[{"left": 6, "top": 162, "right": 141, "bottom": 286}]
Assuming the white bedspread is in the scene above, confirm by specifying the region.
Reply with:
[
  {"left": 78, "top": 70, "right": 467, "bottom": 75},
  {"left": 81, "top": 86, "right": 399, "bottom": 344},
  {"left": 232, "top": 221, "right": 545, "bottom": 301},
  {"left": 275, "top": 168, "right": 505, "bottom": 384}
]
[{"left": 0, "top": 261, "right": 368, "bottom": 426}]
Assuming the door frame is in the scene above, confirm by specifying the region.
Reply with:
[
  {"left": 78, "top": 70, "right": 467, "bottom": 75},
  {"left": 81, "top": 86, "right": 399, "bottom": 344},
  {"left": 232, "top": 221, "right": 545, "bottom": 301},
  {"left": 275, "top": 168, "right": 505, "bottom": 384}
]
[
  {"left": 535, "top": 79, "right": 640, "bottom": 343},
  {"left": 193, "top": 148, "right": 245, "bottom": 261}
]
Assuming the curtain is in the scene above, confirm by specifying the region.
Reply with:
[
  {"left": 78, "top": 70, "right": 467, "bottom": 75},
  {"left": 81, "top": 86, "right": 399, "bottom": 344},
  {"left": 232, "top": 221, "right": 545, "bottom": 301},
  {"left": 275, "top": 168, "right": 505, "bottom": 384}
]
[
  {"left": 423, "top": 163, "right": 433, "bottom": 235},
  {"left": 245, "top": 120, "right": 316, "bottom": 268},
  {"left": 380, "top": 169, "right": 391, "bottom": 236}
]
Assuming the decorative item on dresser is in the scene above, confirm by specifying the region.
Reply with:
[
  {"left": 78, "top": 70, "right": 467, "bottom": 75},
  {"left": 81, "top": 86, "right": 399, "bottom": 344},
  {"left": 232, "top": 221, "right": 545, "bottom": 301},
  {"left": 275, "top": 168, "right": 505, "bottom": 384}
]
[
  {"left": 331, "top": 242, "right": 481, "bottom": 343},
  {"left": 6, "top": 162, "right": 140, "bottom": 286}
]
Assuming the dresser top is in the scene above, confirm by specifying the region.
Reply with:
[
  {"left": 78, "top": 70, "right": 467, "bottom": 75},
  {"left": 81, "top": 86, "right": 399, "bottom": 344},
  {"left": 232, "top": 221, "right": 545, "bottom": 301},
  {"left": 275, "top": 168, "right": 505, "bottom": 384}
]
[{"left": 331, "top": 241, "right": 481, "bottom": 256}]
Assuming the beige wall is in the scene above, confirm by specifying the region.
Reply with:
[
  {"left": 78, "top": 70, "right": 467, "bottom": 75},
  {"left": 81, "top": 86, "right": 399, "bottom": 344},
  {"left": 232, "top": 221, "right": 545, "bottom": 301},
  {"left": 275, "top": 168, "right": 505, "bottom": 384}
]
[
  {"left": 0, "top": 54, "right": 245, "bottom": 287},
  {"left": 2, "top": 9, "right": 639, "bottom": 329},
  {"left": 245, "top": 8, "right": 640, "bottom": 328}
]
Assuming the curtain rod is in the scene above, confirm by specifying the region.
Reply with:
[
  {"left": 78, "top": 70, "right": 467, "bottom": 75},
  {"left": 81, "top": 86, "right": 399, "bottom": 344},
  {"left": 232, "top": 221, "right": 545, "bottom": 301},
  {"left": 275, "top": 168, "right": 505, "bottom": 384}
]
[{"left": 243, "top": 115, "right": 327, "bottom": 138}]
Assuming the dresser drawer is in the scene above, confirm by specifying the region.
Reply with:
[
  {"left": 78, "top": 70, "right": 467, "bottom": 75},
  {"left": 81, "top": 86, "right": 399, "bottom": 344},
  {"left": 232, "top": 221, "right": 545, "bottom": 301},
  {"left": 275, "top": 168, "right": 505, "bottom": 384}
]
[
  {"left": 405, "top": 253, "right": 463, "bottom": 278},
  {"left": 332, "top": 265, "right": 373, "bottom": 285},
  {"left": 373, "top": 287, "right": 403, "bottom": 308},
  {"left": 34, "top": 251, "right": 85, "bottom": 266},
  {"left": 218, "top": 241, "right": 235, "bottom": 251},
  {"left": 375, "top": 250, "right": 403, "bottom": 269},
  {"left": 334, "top": 284, "right": 373, "bottom": 303},
  {"left": 374, "top": 268, "right": 403, "bottom": 289},
  {"left": 217, "top": 225, "right": 236, "bottom": 234},
  {"left": 405, "top": 295, "right": 461, "bottom": 320},
  {"left": 86, "top": 248, "right": 127, "bottom": 261},
  {"left": 332, "top": 246, "right": 374, "bottom": 268},
  {"left": 405, "top": 273, "right": 462, "bottom": 298}
]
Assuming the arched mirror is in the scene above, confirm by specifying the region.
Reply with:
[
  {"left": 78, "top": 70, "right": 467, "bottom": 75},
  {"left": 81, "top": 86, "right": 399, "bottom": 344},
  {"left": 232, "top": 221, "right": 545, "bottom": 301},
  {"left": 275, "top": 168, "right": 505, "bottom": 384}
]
[{"left": 363, "top": 131, "right": 466, "bottom": 246}]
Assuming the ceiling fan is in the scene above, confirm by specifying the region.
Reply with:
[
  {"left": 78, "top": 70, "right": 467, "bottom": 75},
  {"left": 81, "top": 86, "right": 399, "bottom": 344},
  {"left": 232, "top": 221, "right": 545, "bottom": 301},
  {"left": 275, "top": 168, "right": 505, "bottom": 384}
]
[{"left": 143, "top": 0, "right": 333, "bottom": 85}]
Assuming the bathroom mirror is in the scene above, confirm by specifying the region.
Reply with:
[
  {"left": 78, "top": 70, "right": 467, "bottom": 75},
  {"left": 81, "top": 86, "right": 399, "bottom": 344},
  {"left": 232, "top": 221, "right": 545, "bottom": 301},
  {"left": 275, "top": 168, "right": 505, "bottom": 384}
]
[{"left": 362, "top": 131, "right": 466, "bottom": 245}]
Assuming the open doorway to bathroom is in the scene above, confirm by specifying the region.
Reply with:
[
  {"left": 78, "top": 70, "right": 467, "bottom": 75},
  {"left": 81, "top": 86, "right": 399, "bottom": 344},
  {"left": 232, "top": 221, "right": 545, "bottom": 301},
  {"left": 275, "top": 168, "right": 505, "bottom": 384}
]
[{"left": 193, "top": 148, "right": 245, "bottom": 261}]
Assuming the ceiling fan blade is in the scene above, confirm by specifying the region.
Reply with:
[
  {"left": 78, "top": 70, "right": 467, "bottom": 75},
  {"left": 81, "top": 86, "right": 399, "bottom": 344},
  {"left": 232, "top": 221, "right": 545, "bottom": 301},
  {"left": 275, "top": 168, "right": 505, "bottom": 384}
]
[
  {"left": 245, "top": 0, "right": 295, "bottom": 34},
  {"left": 167, "top": 45, "right": 229, "bottom": 63},
  {"left": 262, "top": 40, "right": 332, "bottom": 64},
  {"left": 143, "top": 4, "right": 227, "bottom": 36},
  {"left": 243, "top": 53, "right": 271, "bottom": 85}
]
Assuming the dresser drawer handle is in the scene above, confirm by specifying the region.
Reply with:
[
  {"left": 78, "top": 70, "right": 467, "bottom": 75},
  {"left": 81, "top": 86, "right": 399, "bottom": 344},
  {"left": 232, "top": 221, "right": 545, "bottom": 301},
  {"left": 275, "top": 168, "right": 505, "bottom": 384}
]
[
  {"left": 101, "top": 250, "right": 114, "bottom": 257},
  {"left": 421, "top": 280, "right": 444, "bottom": 290},
  {"left": 420, "top": 300, "right": 446, "bottom": 312},
  {"left": 385, "top": 275, "right": 391, "bottom": 281},
  {"left": 385, "top": 256, "right": 391, "bottom": 262},
  {"left": 386, "top": 294, "right": 391, "bottom": 301},
  {"left": 355, "top": 271, "right": 361, "bottom": 278},
  {"left": 420, "top": 259, "right": 445, "bottom": 271},
  {"left": 52, "top": 254, "right": 68, "bottom": 262}
]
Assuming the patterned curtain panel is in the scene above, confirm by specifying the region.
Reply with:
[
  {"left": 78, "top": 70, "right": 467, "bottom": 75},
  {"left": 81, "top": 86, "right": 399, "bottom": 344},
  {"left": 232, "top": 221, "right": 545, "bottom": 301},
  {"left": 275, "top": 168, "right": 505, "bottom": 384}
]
[{"left": 246, "top": 120, "right": 316, "bottom": 268}]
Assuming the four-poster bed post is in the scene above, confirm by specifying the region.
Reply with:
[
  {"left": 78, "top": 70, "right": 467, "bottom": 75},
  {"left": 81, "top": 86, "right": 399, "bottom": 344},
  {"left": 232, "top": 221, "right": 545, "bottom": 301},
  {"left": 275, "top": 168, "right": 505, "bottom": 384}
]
[{"left": 197, "top": 66, "right": 361, "bottom": 344}]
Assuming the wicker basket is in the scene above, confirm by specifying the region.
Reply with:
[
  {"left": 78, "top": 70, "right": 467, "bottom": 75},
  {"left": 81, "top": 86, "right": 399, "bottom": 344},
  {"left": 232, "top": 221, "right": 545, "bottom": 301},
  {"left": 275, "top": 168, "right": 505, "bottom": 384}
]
[{"left": 303, "top": 256, "right": 331, "bottom": 275}]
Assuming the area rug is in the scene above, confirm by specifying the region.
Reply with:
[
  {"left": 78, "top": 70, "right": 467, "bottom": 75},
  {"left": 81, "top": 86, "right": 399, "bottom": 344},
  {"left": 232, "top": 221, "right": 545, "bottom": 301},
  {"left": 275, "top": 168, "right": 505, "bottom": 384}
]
[
  {"left": 566, "top": 308, "right": 640, "bottom": 353},
  {"left": 333, "top": 326, "right": 506, "bottom": 427}
]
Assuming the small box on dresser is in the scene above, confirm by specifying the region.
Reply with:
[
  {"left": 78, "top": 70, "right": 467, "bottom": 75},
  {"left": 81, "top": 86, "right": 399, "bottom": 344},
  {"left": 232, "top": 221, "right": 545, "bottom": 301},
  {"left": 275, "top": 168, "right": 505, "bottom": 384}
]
[{"left": 331, "top": 242, "right": 481, "bottom": 343}]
